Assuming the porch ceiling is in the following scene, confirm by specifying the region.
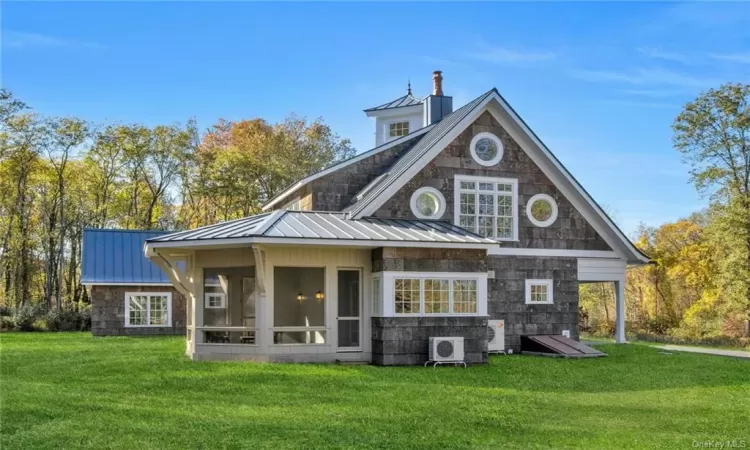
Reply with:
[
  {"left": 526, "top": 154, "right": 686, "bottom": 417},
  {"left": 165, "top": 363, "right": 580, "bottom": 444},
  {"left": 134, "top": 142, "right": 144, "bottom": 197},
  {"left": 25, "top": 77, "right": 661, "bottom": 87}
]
[{"left": 145, "top": 211, "right": 497, "bottom": 249}]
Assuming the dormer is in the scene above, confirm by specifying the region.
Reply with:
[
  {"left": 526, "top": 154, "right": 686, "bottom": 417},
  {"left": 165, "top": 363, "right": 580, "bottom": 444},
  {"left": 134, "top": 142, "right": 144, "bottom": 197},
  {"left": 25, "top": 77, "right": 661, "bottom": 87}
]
[{"left": 364, "top": 71, "right": 453, "bottom": 146}]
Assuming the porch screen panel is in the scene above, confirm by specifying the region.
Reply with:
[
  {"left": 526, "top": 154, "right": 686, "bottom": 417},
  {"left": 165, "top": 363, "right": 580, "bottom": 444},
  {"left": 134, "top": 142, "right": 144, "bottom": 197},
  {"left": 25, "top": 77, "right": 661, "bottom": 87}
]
[
  {"left": 202, "top": 266, "right": 256, "bottom": 344},
  {"left": 274, "top": 267, "right": 325, "bottom": 344}
]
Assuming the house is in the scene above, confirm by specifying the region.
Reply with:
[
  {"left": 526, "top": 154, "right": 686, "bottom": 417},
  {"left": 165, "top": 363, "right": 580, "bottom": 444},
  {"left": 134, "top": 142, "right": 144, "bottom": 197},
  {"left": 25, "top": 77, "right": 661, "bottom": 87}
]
[
  {"left": 139, "top": 71, "right": 649, "bottom": 364},
  {"left": 82, "top": 229, "right": 187, "bottom": 336}
]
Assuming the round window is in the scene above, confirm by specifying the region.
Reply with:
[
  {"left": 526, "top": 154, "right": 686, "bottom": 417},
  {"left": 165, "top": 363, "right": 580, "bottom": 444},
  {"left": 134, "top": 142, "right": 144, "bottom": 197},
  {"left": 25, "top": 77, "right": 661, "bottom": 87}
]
[
  {"left": 410, "top": 187, "right": 446, "bottom": 219},
  {"left": 526, "top": 194, "right": 558, "bottom": 227},
  {"left": 470, "top": 132, "right": 504, "bottom": 166}
]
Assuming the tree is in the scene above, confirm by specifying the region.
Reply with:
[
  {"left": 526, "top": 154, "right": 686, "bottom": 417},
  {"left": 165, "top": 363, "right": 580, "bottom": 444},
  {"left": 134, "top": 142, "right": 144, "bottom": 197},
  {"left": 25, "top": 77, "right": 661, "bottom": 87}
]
[
  {"left": 673, "top": 83, "right": 750, "bottom": 335},
  {"left": 184, "top": 115, "right": 355, "bottom": 225}
]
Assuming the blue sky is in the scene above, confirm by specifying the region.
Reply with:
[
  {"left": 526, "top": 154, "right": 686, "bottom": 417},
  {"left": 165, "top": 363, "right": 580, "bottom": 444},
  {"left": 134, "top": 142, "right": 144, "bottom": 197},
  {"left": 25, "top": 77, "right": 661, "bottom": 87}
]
[{"left": 3, "top": 2, "right": 750, "bottom": 235}]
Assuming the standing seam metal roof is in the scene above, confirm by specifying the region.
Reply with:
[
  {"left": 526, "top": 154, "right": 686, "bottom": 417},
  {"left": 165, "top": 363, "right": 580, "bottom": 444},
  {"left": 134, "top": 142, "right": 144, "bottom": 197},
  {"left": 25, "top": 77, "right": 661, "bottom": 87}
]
[
  {"left": 81, "top": 229, "right": 174, "bottom": 284},
  {"left": 346, "top": 89, "right": 496, "bottom": 216},
  {"left": 147, "top": 211, "right": 495, "bottom": 245},
  {"left": 364, "top": 93, "right": 424, "bottom": 112}
]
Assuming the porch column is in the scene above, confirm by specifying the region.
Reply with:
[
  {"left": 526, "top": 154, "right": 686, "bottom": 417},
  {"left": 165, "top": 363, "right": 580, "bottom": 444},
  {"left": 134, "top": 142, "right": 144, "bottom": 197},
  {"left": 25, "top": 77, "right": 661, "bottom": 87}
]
[{"left": 614, "top": 278, "right": 626, "bottom": 344}]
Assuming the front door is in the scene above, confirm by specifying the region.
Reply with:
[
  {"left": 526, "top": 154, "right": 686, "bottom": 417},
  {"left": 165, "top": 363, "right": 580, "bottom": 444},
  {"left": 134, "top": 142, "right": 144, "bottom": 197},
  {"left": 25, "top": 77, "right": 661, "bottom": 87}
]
[{"left": 337, "top": 269, "right": 362, "bottom": 351}]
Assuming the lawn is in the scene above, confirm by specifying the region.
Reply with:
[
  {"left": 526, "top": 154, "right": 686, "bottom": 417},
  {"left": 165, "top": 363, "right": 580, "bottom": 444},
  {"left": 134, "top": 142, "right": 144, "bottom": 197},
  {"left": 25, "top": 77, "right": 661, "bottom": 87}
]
[{"left": 1, "top": 333, "right": 749, "bottom": 449}]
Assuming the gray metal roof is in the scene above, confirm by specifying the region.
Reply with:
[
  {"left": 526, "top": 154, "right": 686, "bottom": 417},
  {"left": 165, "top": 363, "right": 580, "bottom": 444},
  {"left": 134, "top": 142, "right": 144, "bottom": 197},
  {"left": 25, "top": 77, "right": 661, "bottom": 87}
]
[
  {"left": 364, "top": 93, "right": 423, "bottom": 112},
  {"left": 148, "top": 213, "right": 272, "bottom": 242},
  {"left": 347, "top": 89, "right": 497, "bottom": 217},
  {"left": 147, "top": 211, "right": 496, "bottom": 247}
]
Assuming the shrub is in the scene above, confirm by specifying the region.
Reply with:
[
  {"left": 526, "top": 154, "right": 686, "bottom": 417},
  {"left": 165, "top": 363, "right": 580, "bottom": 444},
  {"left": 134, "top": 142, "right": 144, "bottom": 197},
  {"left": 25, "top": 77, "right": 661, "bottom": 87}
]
[
  {"left": 45, "top": 306, "right": 91, "bottom": 332},
  {"left": 12, "top": 304, "right": 45, "bottom": 331},
  {"left": 0, "top": 315, "right": 15, "bottom": 331}
]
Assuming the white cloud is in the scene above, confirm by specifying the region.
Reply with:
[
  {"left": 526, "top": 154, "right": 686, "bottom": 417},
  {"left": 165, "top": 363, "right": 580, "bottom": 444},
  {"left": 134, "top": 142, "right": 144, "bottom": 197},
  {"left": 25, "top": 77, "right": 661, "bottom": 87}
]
[
  {"left": 709, "top": 52, "right": 750, "bottom": 64},
  {"left": 619, "top": 88, "right": 693, "bottom": 98},
  {"left": 571, "top": 67, "right": 719, "bottom": 88},
  {"left": 637, "top": 47, "right": 692, "bottom": 64},
  {"left": 3, "top": 31, "right": 105, "bottom": 50}
]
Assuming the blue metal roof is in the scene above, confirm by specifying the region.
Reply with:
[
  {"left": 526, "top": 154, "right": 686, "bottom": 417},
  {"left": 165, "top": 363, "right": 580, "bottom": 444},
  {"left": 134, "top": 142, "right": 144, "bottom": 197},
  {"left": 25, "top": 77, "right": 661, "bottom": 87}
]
[{"left": 82, "top": 229, "right": 173, "bottom": 285}]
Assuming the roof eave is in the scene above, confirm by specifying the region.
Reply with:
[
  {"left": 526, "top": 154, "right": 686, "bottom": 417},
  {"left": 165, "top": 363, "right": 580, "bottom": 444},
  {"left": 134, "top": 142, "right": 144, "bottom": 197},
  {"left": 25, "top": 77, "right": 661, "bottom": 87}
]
[{"left": 145, "top": 236, "right": 497, "bottom": 251}]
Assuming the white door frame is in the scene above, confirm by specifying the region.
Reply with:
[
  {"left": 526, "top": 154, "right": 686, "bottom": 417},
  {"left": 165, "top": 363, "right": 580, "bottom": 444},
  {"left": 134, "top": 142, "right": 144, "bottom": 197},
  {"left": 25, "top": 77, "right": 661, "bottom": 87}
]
[{"left": 336, "top": 267, "right": 363, "bottom": 352}]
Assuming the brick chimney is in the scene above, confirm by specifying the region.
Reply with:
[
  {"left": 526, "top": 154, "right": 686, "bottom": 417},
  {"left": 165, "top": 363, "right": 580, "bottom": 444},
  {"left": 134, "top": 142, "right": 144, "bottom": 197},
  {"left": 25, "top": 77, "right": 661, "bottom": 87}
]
[
  {"left": 424, "top": 70, "right": 453, "bottom": 125},
  {"left": 432, "top": 70, "right": 444, "bottom": 96}
]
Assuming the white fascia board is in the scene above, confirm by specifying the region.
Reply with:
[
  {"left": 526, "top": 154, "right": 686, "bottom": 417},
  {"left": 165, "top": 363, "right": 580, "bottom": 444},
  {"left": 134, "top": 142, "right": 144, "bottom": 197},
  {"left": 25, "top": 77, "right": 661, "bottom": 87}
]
[
  {"left": 483, "top": 100, "right": 649, "bottom": 264},
  {"left": 82, "top": 282, "right": 173, "bottom": 287},
  {"left": 353, "top": 93, "right": 497, "bottom": 218},
  {"left": 261, "top": 126, "right": 433, "bottom": 211},
  {"left": 488, "top": 248, "right": 620, "bottom": 259},
  {"left": 365, "top": 104, "right": 423, "bottom": 118},
  {"left": 145, "top": 236, "right": 496, "bottom": 250}
]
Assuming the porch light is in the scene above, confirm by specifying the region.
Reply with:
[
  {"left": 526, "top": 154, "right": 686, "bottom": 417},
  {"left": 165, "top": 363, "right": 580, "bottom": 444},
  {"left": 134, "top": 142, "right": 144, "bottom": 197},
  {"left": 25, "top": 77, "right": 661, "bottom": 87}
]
[
  {"left": 296, "top": 293, "right": 304, "bottom": 303},
  {"left": 315, "top": 291, "right": 325, "bottom": 302}
]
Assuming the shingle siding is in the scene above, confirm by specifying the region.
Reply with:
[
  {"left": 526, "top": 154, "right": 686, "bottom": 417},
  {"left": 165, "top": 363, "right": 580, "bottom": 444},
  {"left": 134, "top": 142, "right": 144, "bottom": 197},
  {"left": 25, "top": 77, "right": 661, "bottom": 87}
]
[
  {"left": 90, "top": 285, "right": 186, "bottom": 336},
  {"left": 271, "top": 135, "right": 423, "bottom": 212},
  {"left": 372, "top": 111, "right": 611, "bottom": 251},
  {"left": 487, "top": 255, "right": 579, "bottom": 353}
]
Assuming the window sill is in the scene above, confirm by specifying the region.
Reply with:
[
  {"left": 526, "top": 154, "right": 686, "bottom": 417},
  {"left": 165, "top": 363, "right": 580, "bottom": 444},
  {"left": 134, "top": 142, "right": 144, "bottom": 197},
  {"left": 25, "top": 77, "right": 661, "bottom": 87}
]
[{"left": 525, "top": 302, "right": 554, "bottom": 306}]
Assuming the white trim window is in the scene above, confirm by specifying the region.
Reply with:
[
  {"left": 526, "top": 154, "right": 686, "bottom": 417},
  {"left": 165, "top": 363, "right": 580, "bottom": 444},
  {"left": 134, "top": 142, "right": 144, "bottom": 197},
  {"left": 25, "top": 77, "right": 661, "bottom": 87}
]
[
  {"left": 455, "top": 175, "right": 518, "bottom": 240},
  {"left": 389, "top": 121, "right": 410, "bottom": 138},
  {"left": 410, "top": 187, "right": 446, "bottom": 219},
  {"left": 125, "top": 292, "right": 172, "bottom": 327},
  {"left": 525, "top": 279, "right": 554, "bottom": 305},
  {"left": 526, "top": 194, "right": 558, "bottom": 228},
  {"left": 204, "top": 293, "right": 226, "bottom": 309},
  {"left": 378, "top": 271, "right": 488, "bottom": 317},
  {"left": 469, "top": 132, "right": 504, "bottom": 166}
]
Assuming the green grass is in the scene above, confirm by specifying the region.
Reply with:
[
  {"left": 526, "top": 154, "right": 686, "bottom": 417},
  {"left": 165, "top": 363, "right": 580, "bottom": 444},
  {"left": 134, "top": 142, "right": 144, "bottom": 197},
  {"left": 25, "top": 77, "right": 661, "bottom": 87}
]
[{"left": 2, "top": 333, "right": 749, "bottom": 449}]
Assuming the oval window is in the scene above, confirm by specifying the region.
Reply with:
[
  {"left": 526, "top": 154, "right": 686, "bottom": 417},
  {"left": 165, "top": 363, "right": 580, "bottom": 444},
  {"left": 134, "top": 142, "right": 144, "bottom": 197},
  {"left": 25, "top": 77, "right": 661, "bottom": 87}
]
[
  {"left": 410, "top": 187, "right": 446, "bottom": 219},
  {"left": 470, "top": 133, "right": 504, "bottom": 166},
  {"left": 526, "top": 194, "right": 558, "bottom": 227}
]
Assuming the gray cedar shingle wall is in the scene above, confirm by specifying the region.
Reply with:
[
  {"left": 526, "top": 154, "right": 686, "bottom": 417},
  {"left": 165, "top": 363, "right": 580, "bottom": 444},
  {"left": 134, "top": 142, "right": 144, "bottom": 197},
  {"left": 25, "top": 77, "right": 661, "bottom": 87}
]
[
  {"left": 488, "top": 256, "right": 579, "bottom": 353},
  {"left": 371, "top": 247, "right": 490, "bottom": 365},
  {"left": 372, "top": 247, "right": 487, "bottom": 273},
  {"left": 307, "top": 137, "right": 422, "bottom": 212},
  {"left": 90, "top": 285, "right": 186, "bottom": 336},
  {"left": 373, "top": 111, "right": 611, "bottom": 251}
]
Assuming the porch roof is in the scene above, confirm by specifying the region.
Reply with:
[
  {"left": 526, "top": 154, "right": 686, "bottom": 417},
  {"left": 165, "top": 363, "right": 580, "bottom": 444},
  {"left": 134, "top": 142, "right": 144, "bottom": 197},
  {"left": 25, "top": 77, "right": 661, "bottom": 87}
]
[{"left": 145, "top": 211, "right": 497, "bottom": 249}]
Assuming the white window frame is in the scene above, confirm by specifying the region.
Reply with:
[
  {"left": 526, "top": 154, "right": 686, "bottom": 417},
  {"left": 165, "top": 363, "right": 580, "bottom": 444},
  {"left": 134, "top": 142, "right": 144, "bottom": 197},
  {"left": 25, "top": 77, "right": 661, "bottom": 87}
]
[
  {"left": 469, "top": 132, "right": 504, "bottom": 166},
  {"left": 124, "top": 292, "right": 173, "bottom": 327},
  {"left": 283, "top": 197, "right": 302, "bottom": 211},
  {"left": 454, "top": 175, "right": 518, "bottom": 241},
  {"left": 525, "top": 279, "right": 554, "bottom": 305},
  {"left": 526, "top": 193, "right": 558, "bottom": 228},
  {"left": 204, "top": 292, "right": 226, "bottom": 309},
  {"left": 377, "top": 271, "right": 488, "bottom": 317},
  {"left": 388, "top": 120, "right": 410, "bottom": 139},
  {"left": 410, "top": 186, "right": 446, "bottom": 219},
  {"left": 372, "top": 275, "right": 382, "bottom": 316}
]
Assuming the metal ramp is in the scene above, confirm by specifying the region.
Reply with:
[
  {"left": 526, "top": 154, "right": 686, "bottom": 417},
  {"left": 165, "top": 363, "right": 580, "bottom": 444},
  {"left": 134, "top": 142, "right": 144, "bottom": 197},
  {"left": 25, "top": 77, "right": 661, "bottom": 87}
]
[{"left": 521, "top": 335, "right": 606, "bottom": 358}]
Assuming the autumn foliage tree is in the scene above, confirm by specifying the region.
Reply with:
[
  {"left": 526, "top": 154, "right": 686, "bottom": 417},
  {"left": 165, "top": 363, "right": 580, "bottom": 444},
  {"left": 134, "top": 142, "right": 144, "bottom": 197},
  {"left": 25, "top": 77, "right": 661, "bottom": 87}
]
[{"left": 0, "top": 90, "right": 353, "bottom": 311}]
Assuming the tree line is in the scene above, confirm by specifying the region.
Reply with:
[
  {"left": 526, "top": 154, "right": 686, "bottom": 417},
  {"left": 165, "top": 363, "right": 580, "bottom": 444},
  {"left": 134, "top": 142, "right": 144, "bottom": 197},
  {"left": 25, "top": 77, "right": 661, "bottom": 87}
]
[
  {"left": 581, "top": 83, "right": 750, "bottom": 341},
  {"left": 0, "top": 89, "right": 354, "bottom": 310}
]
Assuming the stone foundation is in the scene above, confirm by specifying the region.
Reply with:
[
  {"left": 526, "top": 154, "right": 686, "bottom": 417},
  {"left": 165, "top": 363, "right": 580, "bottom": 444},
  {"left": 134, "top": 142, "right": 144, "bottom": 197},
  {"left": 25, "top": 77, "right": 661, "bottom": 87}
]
[
  {"left": 90, "top": 285, "right": 186, "bottom": 336},
  {"left": 372, "top": 316, "right": 489, "bottom": 365}
]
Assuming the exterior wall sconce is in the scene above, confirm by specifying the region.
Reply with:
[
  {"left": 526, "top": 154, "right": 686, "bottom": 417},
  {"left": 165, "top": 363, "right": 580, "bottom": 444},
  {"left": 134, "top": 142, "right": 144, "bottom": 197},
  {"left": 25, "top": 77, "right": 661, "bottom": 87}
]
[
  {"left": 315, "top": 291, "right": 325, "bottom": 302},
  {"left": 296, "top": 293, "right": 304, "bottom": 303}
]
